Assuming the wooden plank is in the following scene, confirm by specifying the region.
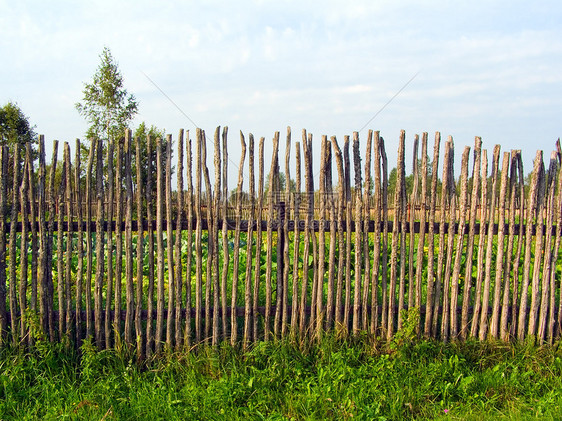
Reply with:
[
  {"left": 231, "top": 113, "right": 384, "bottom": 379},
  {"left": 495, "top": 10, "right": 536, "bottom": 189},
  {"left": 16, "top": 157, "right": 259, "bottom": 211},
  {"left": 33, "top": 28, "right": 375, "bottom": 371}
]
[
  {"left": 460, "top": 138, "right": 481, "bottom": 339},
  {"left": 231, "top": 130, "right": 246, "bottom": 344}
]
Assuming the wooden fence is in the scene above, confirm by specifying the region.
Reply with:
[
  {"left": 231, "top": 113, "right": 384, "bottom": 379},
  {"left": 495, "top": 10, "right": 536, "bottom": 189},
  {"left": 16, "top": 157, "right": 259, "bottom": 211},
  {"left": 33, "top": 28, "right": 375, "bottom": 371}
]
[{"left": 0, "top": 127, "right": 561, "bottom": 355}]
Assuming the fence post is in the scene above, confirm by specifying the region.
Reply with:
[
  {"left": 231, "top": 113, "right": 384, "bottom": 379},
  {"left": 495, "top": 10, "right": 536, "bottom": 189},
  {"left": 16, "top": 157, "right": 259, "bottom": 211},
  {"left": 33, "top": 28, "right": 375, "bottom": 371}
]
[
  {"left": 0, "top": 146, "right": 7, "bottom": 345},
  {"left": 278, "top": 200, "right": 286, "bottom": 306}
]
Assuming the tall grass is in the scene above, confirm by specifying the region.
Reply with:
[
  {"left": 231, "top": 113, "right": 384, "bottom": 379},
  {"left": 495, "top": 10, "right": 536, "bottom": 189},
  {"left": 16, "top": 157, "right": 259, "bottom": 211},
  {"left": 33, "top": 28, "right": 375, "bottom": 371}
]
[{"left": 2, "top": 329, "right": 562, "bottom": 420}]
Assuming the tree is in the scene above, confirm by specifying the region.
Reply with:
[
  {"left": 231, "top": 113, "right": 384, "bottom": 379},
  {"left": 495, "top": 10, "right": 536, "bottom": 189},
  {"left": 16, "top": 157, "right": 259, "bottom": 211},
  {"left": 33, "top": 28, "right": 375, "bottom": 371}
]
[
  {"left": 133, "top": 122, "right": 167, "bottom": 189},
  {"left": 0, "top": 101, "right": 37, "bottom": 149},
  {"left": 75, "top": 47, "right": 138, "bottom": 144},
  {"left": 0, "top": 101, "right": 37, "bottom": 188}
]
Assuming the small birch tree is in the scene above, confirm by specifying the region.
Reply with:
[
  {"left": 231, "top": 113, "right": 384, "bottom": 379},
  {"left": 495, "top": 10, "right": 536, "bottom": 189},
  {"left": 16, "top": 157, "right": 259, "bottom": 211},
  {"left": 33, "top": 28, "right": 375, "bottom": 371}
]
[{"left": 76, "top": 47, "right": 138, "bottom": 144}]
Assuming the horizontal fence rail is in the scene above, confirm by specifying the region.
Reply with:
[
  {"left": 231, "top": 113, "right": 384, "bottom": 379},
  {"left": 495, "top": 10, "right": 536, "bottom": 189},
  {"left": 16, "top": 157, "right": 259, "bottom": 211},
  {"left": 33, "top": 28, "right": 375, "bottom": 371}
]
[{"left": 0, "top": 128, "right": 561, "bottom": 356}]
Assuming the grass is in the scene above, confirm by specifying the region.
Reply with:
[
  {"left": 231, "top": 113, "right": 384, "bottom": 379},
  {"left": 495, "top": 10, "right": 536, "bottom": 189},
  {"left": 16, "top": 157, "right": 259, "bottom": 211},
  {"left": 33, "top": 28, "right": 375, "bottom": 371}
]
[{"left": 2, "top": 332, "right": 562, "bottom": 420}]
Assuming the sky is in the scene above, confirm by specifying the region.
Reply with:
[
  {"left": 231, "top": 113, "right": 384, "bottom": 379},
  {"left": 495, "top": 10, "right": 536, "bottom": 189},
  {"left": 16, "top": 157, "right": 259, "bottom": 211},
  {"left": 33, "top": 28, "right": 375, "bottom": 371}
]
[{"left": 1, "top": 0, "right": 562, "bottom": 182}]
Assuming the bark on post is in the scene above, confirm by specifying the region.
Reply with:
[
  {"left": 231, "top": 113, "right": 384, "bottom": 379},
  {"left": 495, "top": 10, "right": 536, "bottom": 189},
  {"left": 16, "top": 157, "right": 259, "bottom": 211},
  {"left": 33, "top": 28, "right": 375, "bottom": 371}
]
[
  {"left": 165, "top": 134, "right": 175, "bottom": 348},
  {"left": 478, "top": 145, "right": 501, "bottom": 341},
  {"left": 450, "top": 146, "right": 470, "bottom": 339},
  {"left": 74, "top": 140, "right": 83, "bottom": 345},
  {"left": 265, "top": 132, "right": 279, "bottom": 341},
  {"left": 94, "top": 137, "right": 105, "bottom": 347},
  {"left": 124, "top": 131, "right": 135, "bottom": 345},
  {"left": 174, "top": 130, "right": 184, "bottom": 349},
  {"left": 0, "top": 146, "right": 8, "bottom": 344},
  {"left": 136, "top": 134, "right": 145, "bottom": 356},
  {"left": 243, "top": 133, "right": 255, "bottom": 347},
  {"left": 361, "top": 131, "right": 372, "bottom": 329},
  {"left": 371, "top": 132, "right": 382, "bottom": 335},
  {"left": 290, "top": 139, "right": 301, "bottom": 338},
  {"left": 423, "top": 132, "right": 440, "bottom": 337},
  {"left": 460, "top": 138, "right": 481, "bottom": 339},
  {"left": 352, "top": 132, "right": 362, "bottom": 335},
  {"left": 408, "top": 135, "right": 419, "bottom": 310},
  {"left": 253, "top": 137, "right": 265, "bottom": 341},
  {"left": 231, "top": 131, "right": 246, "bottom": 344},
  {"left": 184, "top": 131, "right": 193, "bottom": 349},
  {"left": 155, "top": 137, "right": 165, "bottom": 352},
  {"left": 490, "top": 152, "right": 511, "bottom": 338},
  {"left": 414, "top": 133, "right": 428, "bottom": 328},
  {"left": 517, "top": 151, "right": 543, "bottom": 340},
  {"left": 470, "top": 150, "right": 488, "bottom": 338},
  {"left": 9, "top": 144, "right": 20, "bottom": 344},
  {"left": 431, "top": 138, "right": 452, "bottom": 338},
  {"left": 104, "top": 140, "right": 115, "bottom": 348}
]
